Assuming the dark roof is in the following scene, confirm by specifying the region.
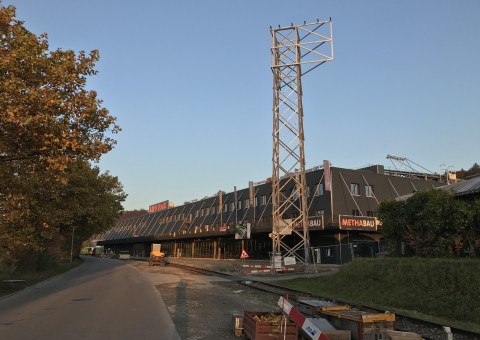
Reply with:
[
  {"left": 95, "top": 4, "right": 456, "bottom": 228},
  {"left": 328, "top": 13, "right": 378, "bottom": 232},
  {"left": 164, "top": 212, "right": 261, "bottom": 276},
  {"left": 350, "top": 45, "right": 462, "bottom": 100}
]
[
  {"left": 396, "top": 175, "right": 480, "bottom": 201},
  {"left": 99, "top": 164, "right": 446, "bottom": 243},
  {"left": 438, "top": 174, "right": 480, "bottom": 197}
]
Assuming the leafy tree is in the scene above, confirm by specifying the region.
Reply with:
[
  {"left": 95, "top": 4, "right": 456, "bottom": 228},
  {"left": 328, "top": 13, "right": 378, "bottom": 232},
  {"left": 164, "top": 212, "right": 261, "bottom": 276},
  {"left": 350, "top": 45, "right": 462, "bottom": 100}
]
[
  {"left": 0, "top": 5, "right": 124, "bottom": 271},
  {"left": 465, "top": 163, "right": 480, "bottom": 178},
  {"left": 0, "top": 5, "right": 119, "bottom": 174},
  {"left": 377, "top": 200, "right": 407, "bottom": 256},
  {"left": 456, "top": 162, "right": 480, "bottom": 180},
  {"left": 378, "top": 190, "right": 474, "bottom": 257},
  {"left": 1, "top": 161, "right": 126, "bottom": 270},
  {"left": 462, "top": 199, "right": 480, "bottom": 256},
  {"left": 59, "top": 162, "right": 127, "bottom": 260}
]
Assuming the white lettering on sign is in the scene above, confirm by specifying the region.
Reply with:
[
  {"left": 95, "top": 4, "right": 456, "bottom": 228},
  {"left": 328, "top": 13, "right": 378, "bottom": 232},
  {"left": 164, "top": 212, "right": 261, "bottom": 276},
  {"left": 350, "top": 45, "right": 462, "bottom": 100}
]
[
  {"left": 308, "top": 218, "right": 322, "bottom": 228},
  {"left": 339, "top": 216, "right": 376, "bottom": 229}
]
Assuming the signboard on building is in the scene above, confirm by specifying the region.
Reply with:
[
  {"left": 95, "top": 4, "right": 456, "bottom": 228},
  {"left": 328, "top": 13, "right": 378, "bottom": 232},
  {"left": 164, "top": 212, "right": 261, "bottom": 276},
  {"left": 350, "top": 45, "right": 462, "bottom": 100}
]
[
  {"left": 290, "top": 216, "right": 324, "bottom": 229},
  {"left": 218, "top": 190, "right": 223, "bottom": 213},
  {"left": 235, "top": 223, "right": 251, "bottom": 239},
  {"left": 323, "top": 160, "right": 332, "bottom": 191},
  {"left": 149, "top": 200, "right": 173, "bottom": 213},
  {"left": 249, "top": 181, "right": 254, "bottom": 205},
  {"left": 283, "top": 256, "right": 296, "bottom": 266},
  {"left": 339, "top": 215, "right": 377, "bottom": 230},
  {"left": 307, "top": 216, "right": 324, "bottom": 229},
  {"left": 273, "top": 254, "right": 282, "bottom": 268}
]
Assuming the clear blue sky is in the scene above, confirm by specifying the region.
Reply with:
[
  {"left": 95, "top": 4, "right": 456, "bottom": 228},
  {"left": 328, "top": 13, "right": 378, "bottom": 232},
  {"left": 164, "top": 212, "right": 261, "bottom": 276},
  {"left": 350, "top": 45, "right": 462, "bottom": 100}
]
[{"left": 5, "top": 0, "right": 480, "bottom": 211}]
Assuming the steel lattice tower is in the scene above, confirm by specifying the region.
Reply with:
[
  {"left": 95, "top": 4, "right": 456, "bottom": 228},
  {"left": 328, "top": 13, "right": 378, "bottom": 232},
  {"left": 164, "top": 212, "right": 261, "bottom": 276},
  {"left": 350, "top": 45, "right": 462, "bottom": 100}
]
[{"left": 270, "top": 19, "right": 333, "bottom": 264}]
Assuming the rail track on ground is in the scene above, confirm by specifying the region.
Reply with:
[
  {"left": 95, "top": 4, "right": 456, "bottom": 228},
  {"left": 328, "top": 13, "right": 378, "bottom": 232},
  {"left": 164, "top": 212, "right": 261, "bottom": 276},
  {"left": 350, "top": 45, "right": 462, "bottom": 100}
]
[{"left": 166, "top": 261, "right": 480, "bottom": 340}]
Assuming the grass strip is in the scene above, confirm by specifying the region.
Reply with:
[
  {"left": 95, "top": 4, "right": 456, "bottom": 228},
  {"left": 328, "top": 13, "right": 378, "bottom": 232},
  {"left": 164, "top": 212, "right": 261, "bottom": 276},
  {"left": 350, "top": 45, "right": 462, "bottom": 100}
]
[{"left": 275, "top": 257, "right": 480, "bottom": 333}]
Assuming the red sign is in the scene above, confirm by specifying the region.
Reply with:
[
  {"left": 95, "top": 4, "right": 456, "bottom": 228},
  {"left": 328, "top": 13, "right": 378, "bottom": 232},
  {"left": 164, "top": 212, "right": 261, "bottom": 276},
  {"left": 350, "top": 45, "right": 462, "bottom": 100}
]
[
  {"left": 149, "top": 200, "right": 171, "bottom": 213},
  {"left": 240, "top": 249, "right": 249, "bottom": 259},
  {"left": 339, "top": 215, "right": 377, "bottom": 230},
  {"left": 219, "top": 226, "right": 227, "bottom": 232}
]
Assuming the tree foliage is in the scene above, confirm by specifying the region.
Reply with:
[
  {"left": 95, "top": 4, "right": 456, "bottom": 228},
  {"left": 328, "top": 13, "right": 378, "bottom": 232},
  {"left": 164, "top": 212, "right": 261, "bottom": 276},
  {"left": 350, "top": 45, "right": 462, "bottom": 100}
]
[
  {"left": 456, "top": 162, "right": 480, "bottom": 180},
  {"left": 378, "top": 190, "right": 476, "bottom": 257},
  {"left": 0, "top": 5, "right": 119, "bottom": 174},
  {"left": 1, "top": 161, "right": 126, "bottom": 270},
  {"left": 0, "top": 5, "right": 125, "bottom": 272}
]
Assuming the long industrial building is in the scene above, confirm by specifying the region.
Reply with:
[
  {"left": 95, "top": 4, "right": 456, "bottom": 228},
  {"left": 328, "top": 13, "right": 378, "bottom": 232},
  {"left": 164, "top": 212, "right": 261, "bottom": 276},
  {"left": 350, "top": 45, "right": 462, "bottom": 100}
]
[{"left": 97, "top": 162, "right": 445, "bottom": 264}]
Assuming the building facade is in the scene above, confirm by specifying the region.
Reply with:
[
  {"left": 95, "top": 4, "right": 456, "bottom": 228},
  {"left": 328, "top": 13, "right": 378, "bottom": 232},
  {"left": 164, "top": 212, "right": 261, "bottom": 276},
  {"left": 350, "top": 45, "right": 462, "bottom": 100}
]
[{"left": 97, "top": 163, "right": 445, "bottom": 264}]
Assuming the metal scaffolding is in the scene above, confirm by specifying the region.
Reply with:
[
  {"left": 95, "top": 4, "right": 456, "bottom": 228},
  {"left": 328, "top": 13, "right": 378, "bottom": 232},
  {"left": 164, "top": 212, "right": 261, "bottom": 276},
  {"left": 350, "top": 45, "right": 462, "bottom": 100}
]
[{"left": 270, "top": 19, "right": 334, "bottom": 264}]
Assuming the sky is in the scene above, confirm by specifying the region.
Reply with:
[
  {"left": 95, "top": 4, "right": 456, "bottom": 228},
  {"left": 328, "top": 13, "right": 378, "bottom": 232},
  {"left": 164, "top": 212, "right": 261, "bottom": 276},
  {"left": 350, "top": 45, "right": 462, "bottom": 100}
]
[{"left": 4, "top": 0, "right": 480, "bottom": 211}]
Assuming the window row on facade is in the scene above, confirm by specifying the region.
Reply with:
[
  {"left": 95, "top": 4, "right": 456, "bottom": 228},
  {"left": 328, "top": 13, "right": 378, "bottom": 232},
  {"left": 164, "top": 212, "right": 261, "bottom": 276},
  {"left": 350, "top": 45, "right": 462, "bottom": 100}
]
[
  {"left": 153, "top": 182, "right": 326, "bottom": 224},
  {"left": 350, "top": 183, "right": 374, "bottom": 197}
]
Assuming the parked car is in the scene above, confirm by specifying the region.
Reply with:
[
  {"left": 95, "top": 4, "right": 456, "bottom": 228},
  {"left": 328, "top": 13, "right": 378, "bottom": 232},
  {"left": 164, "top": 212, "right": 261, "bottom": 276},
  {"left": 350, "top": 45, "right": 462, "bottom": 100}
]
[{"left": 119, "top": 251, "right": 130, "bottom": 260}]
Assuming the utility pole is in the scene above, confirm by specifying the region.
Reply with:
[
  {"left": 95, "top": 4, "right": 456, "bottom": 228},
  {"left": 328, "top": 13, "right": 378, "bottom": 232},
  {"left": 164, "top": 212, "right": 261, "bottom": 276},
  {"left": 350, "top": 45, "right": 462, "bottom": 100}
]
[
  {"left": 271, "top": 19, "right": 334, "bottom": 264},
  {"left": 440, "top": 164, "right": 454, "bottom": 184},
  {"left": 70, "top": 226, "right": 75, "bottom": 263}
]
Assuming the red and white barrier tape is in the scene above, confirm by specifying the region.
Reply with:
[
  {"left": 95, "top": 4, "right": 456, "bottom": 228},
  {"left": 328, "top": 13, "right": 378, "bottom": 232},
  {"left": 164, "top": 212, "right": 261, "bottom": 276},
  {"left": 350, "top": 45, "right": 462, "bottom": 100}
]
[{"left": 277, "top": 296, "right": 328, "bottom": 340}]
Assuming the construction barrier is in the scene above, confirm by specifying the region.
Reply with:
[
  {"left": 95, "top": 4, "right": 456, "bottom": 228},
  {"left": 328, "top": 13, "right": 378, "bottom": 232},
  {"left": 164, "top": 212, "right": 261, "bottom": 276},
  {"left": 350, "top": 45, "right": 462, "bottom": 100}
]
[
  {"left": 242, "top": 264, "right": 295, "bottom": 274},
  {"left": 277, "top": 296, "right": 328, "bottom": 340}
]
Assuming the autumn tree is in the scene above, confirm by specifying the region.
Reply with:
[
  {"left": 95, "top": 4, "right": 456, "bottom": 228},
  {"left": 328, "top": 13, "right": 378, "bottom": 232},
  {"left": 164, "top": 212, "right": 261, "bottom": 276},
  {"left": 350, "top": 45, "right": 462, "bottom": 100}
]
[
  {"left": 0, "top": 5, "right": 124, "bottom": 271},
  {"left": 0, "top": 5, "right": 119, "bottom": 173}
]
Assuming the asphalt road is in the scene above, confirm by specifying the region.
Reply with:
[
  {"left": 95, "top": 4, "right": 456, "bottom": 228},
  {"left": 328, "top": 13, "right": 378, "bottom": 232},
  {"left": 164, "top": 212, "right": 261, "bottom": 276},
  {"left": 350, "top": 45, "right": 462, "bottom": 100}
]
[{"left": 0, "top": 256, "right": 181, "bottom": 340}]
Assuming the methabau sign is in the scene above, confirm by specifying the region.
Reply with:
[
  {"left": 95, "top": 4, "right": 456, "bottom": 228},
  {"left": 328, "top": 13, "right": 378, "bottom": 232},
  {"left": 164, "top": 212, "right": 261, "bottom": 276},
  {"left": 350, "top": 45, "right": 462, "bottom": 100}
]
[{"left": 339, "top": 215, "right": 377, "bottom": 231}]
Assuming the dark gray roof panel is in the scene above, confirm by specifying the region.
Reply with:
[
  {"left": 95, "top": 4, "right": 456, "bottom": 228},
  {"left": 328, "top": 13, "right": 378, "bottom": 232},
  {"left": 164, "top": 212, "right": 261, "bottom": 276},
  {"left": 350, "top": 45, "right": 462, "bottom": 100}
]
[
  {"left": 98, "top": 164, "right": 449, "bottom": 243},
  {"left": 438, "top": 175, "right": 480, "bottom": 197}
]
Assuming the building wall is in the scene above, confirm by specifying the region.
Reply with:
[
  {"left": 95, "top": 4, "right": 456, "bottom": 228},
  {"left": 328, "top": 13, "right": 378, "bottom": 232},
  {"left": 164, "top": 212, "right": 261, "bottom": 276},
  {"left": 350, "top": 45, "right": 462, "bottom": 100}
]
[
  {"left": 98, "top": 165, "right": 445, "bottom": 263},
  {"left": 331, "top": 167, "right": 442, "bottom": 222}
]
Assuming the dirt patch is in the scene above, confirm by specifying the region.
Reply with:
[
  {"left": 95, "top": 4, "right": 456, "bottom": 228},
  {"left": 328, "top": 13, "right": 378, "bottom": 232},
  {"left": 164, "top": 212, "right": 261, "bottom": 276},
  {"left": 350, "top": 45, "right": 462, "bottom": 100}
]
[{"left": 155, "top": 268, "right": 280, "bottom": 339}]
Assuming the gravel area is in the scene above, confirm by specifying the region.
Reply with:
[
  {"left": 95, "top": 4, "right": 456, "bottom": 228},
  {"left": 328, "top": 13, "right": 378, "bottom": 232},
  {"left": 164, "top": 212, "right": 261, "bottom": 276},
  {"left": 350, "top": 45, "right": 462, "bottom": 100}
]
[
  {"left": 131, "top": 261, "right": 280, "bottom": 339},
  {"left": 394, "top": 316, "right": 480, "bottom": 340}
]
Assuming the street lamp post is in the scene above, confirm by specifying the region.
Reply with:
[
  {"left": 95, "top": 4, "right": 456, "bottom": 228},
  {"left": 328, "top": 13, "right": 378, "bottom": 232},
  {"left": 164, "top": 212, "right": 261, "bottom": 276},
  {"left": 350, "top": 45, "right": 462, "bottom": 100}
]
[{"left": 70, "top": 226, "right": 75, "bottom": 263}]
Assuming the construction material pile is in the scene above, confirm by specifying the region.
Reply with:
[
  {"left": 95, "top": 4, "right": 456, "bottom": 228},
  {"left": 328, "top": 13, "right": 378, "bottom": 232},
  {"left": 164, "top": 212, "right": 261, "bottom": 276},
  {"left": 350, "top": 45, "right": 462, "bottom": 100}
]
[{"left": 243, "top": 310, "right": 298, "bottom": 340}]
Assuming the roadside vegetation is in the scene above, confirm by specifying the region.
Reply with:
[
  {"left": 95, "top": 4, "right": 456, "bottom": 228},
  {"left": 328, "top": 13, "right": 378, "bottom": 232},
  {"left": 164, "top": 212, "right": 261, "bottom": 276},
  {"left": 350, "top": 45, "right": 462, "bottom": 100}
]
[
  {"left": 277, "top": 257, "right": 480, "bottom": 333},
  {"left": 0, "top": 4, "right": 125, "bottom": 277},
  {"left": 378, "top": 188, "right": 480, "bottom": 258},
  {"left": 0, "top": 260, "right": 80, "bottom": 297}
]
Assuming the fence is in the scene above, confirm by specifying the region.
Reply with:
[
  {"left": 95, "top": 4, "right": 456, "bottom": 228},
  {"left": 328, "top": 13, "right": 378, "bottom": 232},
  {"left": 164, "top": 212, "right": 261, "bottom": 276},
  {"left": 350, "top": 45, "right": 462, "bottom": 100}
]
[{"left": 311, "top": 240, "right": 386, "bottom": 265}]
